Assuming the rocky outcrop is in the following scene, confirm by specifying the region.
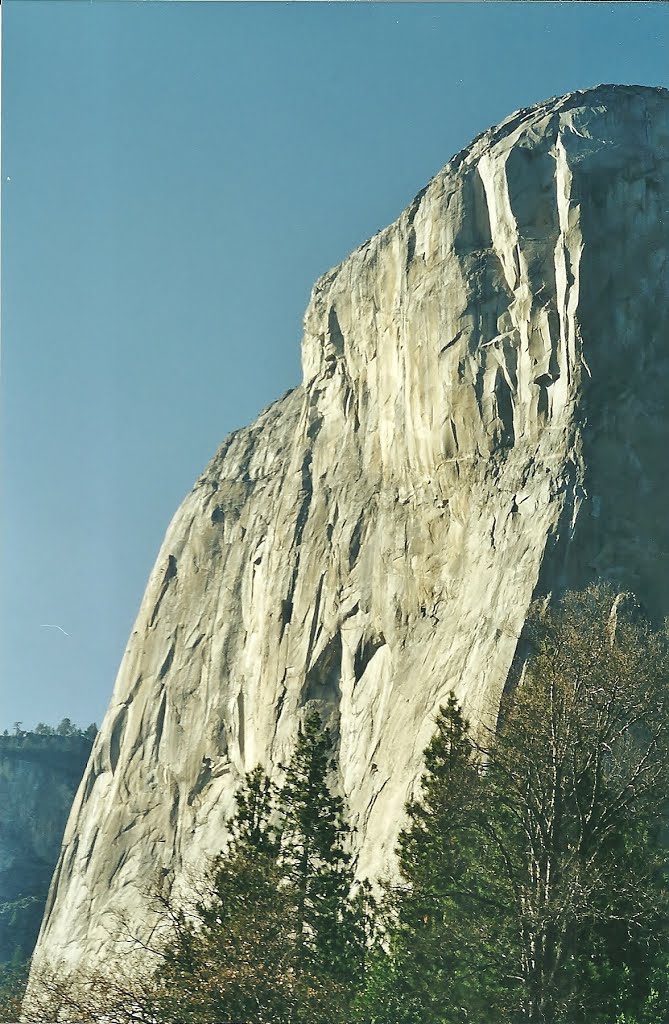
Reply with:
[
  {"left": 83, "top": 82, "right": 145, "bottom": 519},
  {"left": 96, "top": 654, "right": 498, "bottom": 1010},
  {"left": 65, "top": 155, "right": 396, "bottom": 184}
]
[
  {"left": 30, "top": 84, "right": 669, "bottom": 974},
  {"left": 0, "top": 734, "right": 92, "bottom": 964}
]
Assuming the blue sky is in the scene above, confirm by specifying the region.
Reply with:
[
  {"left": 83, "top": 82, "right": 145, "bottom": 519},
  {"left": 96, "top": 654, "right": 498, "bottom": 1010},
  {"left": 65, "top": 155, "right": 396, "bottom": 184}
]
[{"left": 2, "top": 0, "right": 668, "bottom": 732}]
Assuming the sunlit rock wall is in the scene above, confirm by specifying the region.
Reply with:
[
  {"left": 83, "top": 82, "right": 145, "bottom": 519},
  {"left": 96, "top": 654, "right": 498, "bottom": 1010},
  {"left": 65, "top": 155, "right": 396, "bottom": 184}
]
[{"left": 30, "top": 84, "right": 669, "bottom": 975}]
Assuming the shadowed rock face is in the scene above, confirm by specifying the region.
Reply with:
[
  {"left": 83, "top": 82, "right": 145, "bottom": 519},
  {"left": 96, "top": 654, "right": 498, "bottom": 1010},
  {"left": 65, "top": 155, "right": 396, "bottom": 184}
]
[
  {"left": 0, "top": 736, "right": 92, "bottom": 965},
  {"left": 30, "top": 84, "right": 669, "bottom": 973}
]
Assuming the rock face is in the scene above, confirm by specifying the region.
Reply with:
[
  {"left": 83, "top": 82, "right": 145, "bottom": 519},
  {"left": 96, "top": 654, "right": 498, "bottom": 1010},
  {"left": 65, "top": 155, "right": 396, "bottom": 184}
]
[
  {"left": 0, "top": 734, "right": 92, "bottom": 964},
  {"left": 31, "top": 84, "right": 669, "bottom": 973}
]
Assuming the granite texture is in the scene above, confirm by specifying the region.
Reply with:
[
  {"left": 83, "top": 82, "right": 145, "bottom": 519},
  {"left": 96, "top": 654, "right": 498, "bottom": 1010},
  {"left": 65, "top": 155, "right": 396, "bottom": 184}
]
[{"left": 29, "top": 84, "right": 669, "bottom": 977}]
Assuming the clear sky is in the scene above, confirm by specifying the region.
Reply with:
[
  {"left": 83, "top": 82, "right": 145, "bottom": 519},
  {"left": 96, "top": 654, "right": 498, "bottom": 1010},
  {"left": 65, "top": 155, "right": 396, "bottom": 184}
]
[{"left": 2, "top": 0, "right": 668, "bottom": 732}]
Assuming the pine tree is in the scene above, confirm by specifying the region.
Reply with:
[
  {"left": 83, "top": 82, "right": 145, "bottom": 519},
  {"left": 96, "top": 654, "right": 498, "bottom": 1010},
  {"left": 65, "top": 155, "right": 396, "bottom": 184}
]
[
  {"left": 149, "top": 721, "right": 371, "bottom": 1024},
  {"left": 357, "top": 695, "right": 515, "bottom": 1024},
  {"left": 278, "top": 709, "right": 369, "bottom": 996},
  {"left": 151, "top": 767, "right": 297, "bottom": 1024},
  {"left": 226, "top": 764, "right": 279, "bottom": 857}
]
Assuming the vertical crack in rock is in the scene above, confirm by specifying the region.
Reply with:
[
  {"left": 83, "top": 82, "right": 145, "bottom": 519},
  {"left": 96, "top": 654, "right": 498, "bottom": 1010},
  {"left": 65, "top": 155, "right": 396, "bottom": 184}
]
[
  {"left": 158, "top": 643, "right": 176, "bottom": 680},
  {"left": 304, "top": 631, "right": 343, "bottom": 710},
  {"left": 304, "top": 573, "right": 326, "bottom": 671},
  {"left": 148, "top": 555, "right": 177, "bottom": 628},
  {"left": 281, "top": 451, "right": 316, "bottom": 629},
  {"left": 153, "top": 691, "right": 168, "bottom": 756},
  {"left": 108, "top": 709, "right": 128, "bottom": 775},
  {"left": 236, "top": 690, "right": 246, "bottom": 762},
  {"left": 348, "top": 513, "right": 365, "bottom": 569},
  {"left": 354, "top": 633, "right": 387, "bottom": 684}
]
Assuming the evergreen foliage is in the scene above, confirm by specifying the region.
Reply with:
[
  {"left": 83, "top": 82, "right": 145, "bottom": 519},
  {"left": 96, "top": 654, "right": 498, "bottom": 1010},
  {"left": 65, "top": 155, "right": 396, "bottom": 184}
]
[
  {"left": 0, "top": 722, "right": 97, "bottom": 769},
  {"left": 15, "top": 587, "right": 669, "bottom": 1024},
  {"left": 357, "top": 585, "right": 669, "bottom": 1024},
  {"left": 1, "top": 722, "right": 97, "bottom": 742},
  {"left": 278, "top": 710, "right": 369, "bottom": 986},
  {"left": 148, "top": 711, "right": 371, "bottom": 1024},
  {"left": 0, "top": 958, "right": 29, "bottom": 1023},
  {"left": 356, "top": 696, "right": 515, "bottom": 1024}
]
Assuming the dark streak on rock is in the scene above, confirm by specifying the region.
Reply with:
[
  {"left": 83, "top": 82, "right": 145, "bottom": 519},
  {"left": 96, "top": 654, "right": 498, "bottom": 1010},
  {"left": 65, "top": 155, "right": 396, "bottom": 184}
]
[{"left": 148, "top": 555, "right": 177, "bottom": 628}]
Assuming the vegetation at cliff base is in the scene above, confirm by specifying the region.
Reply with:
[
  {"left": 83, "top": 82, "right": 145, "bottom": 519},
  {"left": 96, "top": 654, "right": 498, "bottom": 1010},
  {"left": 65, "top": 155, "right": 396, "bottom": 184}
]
[
  {"left": 148, "top": 715, "right": 372, "bottom": 1024},
  {"left": 21, "top": 710, "right": 372, "bottom": 1024},
  {"left": 0, "top": 959, "right": 29, "bottom": 1023},
  {"left": 12, "top": 587, "right": 669, "bottom": 1024},
  {"left": 358, "top": 585, "right": 669, "bottom": 1024}
]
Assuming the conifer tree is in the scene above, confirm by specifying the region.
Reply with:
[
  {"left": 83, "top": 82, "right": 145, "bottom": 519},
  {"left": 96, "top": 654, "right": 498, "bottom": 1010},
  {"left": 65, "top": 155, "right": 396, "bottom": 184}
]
[
  {"left": 148, "top": 721, "right": 371, "bottom": 1024},
  {"left": 151, "top": 766, "right": 297, "bottom": 1024},
  {"left": 278, "top": 709, "right": 369, "bottom": 991},
  {"left": 356, "top": 695, "right": 515, "bottom": 1024}
]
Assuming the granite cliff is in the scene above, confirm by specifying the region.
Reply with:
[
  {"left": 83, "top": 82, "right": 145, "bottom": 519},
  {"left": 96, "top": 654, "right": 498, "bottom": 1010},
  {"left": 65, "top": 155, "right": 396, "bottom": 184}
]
[{"left": 30, "top": 84, "right": 669, "bottom": 974}]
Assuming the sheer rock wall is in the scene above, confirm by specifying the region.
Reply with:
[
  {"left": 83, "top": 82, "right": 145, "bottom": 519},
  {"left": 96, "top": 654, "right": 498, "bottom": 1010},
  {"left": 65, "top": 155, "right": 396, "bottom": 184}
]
[{"left": 31, "top": 84, "right": 669, "bottom": 972}]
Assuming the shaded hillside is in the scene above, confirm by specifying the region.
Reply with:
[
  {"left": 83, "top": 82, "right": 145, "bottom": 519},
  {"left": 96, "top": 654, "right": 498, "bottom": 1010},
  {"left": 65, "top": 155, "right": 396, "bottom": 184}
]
[{"left": 0, "top": 728, "right": 94, "bottom": 964}]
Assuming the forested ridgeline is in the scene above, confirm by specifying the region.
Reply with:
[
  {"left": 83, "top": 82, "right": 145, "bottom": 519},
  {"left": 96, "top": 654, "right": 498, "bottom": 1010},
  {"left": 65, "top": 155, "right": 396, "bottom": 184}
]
[
  {"left": 0, "top": 721, "right": 97, "bottom": 757},
  {"left": 9, "top": 586, "right": 669, "bottom": 1024},
  {"left": 0, "top": 723, "right": 96, "bottom": 783}
]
